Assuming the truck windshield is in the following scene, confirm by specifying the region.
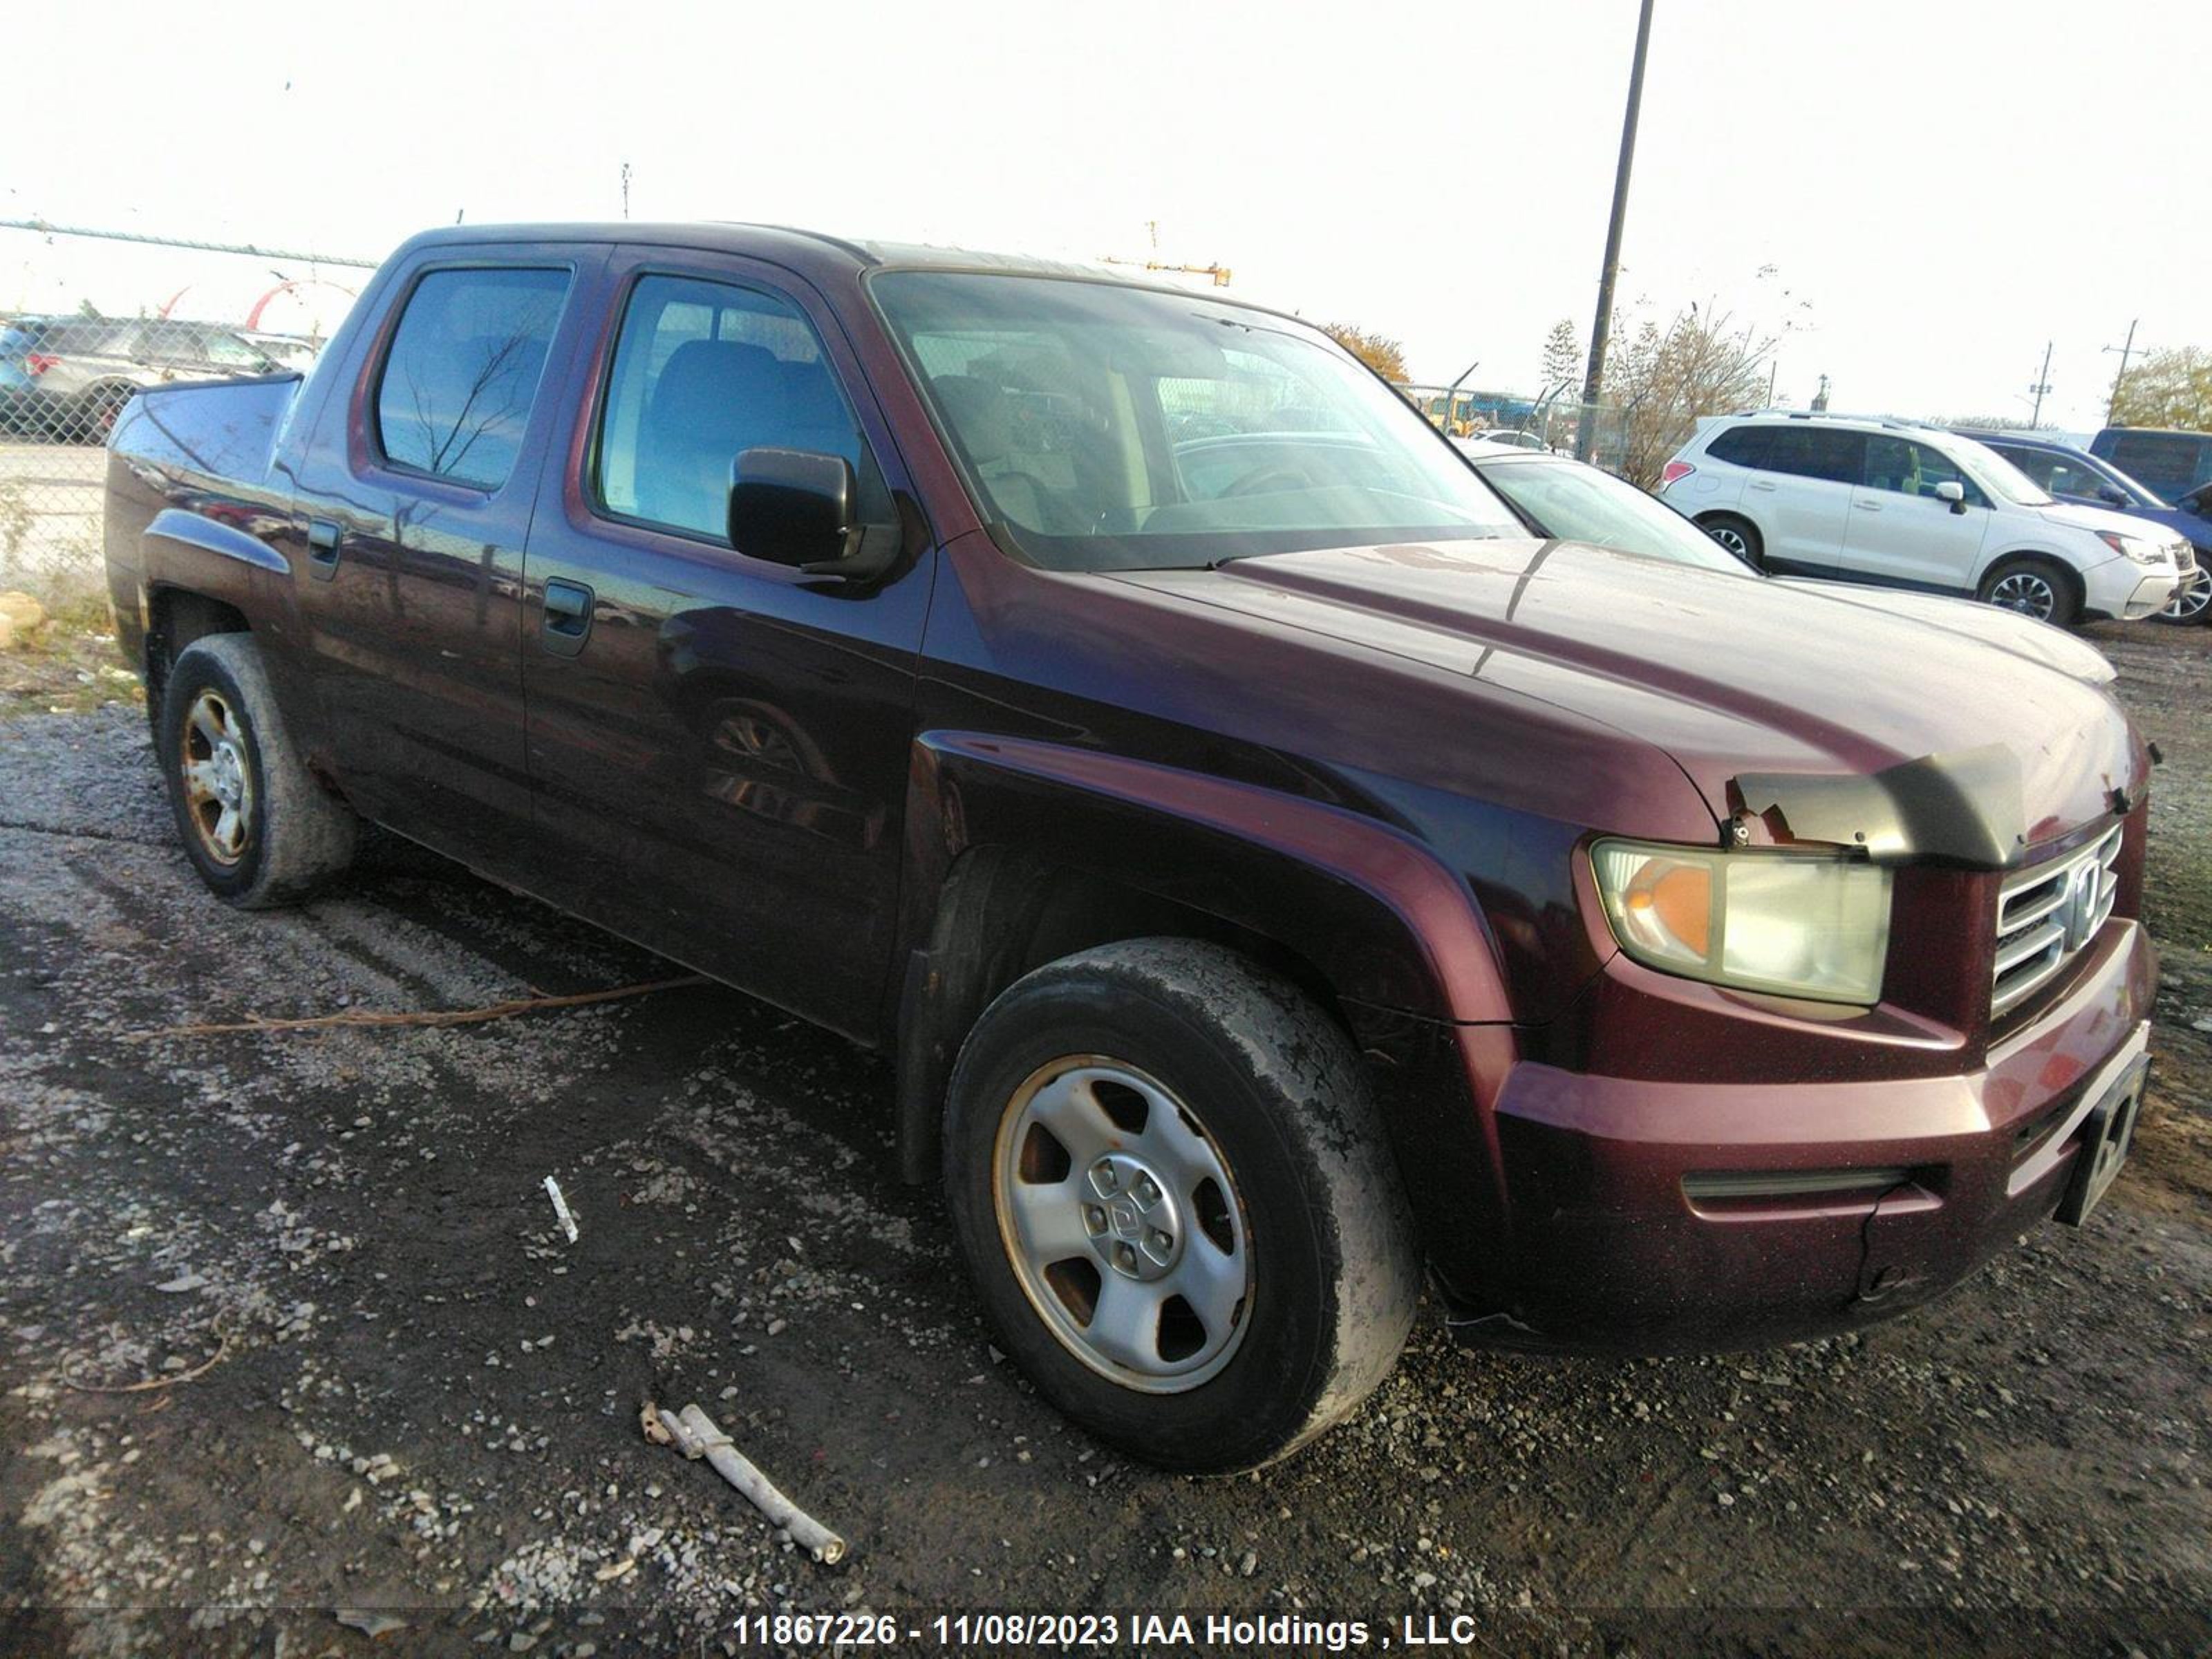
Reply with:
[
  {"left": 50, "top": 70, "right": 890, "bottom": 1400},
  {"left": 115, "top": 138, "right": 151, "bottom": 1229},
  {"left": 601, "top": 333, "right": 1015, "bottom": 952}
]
[{"left": 871, "top": 271, "right": 1522, "bottom": 571}]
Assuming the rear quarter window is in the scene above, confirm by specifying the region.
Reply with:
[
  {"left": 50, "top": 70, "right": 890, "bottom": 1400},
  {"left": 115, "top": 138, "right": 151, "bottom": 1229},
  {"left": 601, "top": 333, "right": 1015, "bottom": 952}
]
[{"left": 1705, "top": 426, "right": 1773, "bottom": 468}]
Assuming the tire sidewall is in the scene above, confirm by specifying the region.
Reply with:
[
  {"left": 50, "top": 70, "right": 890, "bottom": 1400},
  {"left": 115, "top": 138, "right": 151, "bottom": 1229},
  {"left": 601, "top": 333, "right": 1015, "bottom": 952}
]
[
  {"left": 944, "top": 968, "right": 1360, "bottom": 1473},
  {"left": 1700, "top": 513, "right": 1763, "bottom": 567},
  {"left": 159, "top": 641, "right": 274, "bottom": 902}
]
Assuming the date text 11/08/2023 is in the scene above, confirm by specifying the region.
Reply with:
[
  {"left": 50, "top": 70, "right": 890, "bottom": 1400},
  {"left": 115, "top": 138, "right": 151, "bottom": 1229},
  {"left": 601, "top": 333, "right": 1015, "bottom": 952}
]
[{"left": 726, "top": 1611, "right": 1515, "bottom": 1649}]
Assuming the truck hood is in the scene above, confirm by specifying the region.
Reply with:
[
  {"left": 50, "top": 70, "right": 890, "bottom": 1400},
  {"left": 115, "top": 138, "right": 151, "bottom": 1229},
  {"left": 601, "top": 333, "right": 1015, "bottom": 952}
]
[
  {"left": 1772, "top": 579, "right": 2116, "bottom": 686},
  {"left": 1111, "top": 537, "right": 2144, "bottom": 853}
]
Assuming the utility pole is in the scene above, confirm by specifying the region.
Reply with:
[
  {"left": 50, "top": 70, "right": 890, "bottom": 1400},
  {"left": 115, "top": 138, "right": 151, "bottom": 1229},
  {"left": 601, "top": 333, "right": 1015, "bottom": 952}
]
[
  {"left": 2103, "top": 319, "right": 2139, "bottom": 422},
  {"left": 621, "top": 162, "right": 632, "bottom": 221},
  {"left": 1576, "top": 0, "right": 1657, "bottom": 462},
  {"left": 2028, "top": 340, "right": 2053, "bottom": 427}
]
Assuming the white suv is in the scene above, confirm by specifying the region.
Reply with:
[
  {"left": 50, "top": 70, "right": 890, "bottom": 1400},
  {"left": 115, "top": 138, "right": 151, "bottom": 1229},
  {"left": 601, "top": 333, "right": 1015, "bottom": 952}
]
[{"left": 1660, "top": 413, "right": 2186, "bottom": 626}]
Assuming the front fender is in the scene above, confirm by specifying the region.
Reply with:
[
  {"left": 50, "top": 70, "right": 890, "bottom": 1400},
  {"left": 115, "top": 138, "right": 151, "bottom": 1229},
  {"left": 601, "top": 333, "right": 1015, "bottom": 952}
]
[{"left": 905, "top": 731, "right": 1517, "bottom": 1026}]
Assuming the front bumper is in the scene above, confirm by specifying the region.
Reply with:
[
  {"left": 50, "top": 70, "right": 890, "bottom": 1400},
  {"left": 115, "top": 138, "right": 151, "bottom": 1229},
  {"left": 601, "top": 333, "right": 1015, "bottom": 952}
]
[
  {"left": 1455, "top": 917, "right": 2157, "bottom": 1352},
  {"left": 2080, "top": 552, "right": 2182, "bottom": 621}
]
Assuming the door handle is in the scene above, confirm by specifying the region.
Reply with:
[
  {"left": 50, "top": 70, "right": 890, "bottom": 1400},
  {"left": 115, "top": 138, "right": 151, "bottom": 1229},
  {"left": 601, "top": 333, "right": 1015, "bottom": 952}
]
[
  {"left": 306, "top": 518, "right": 342, "bottom": 581},
  {"left": 1855, "top": 500, "right": 1882, "bottom": 512},
  {"left": 1747, "top": 480, "right": 1777, "bottom": 492},
  {"left": 541, "top": 578, "right": 595, "bottom": 657}
]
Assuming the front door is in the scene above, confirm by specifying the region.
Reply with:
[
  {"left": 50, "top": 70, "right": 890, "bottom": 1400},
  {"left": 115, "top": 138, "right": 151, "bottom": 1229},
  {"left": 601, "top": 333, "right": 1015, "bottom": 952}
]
[
  {"left": 1839, "top": 434, "right": 1991, "bottom": 592},
  {"left": 519, "top": 254, "right": 935, "bottom": 1041},
  {"left": 288, "top": 254, "right": 600, "bottom": 868}
]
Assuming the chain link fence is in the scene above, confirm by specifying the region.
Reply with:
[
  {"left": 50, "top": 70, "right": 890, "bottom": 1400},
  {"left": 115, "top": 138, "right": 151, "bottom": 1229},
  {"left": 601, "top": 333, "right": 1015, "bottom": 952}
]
[
  {"left": 1, "top": 223, "right": 368, "bottom": 605},
  {"left": 1400, "top": 381, "right": 1629, "bottom": 469}
]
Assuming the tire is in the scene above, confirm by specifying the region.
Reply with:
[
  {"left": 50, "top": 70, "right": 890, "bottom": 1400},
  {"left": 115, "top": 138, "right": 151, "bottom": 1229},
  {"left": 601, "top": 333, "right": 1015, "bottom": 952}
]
[
  {"left": 2153, "top": 566, "right": 2211, "bottom": 626},
  {"left": 1976, "top": 555, "right": 2079, "bottom": 628},
  {"left": 158, "top": 633, "right": 357, "bottom": 908},
  {"left": 943, "top": 937, "right": 1420, "bottom": 1472},
  {"left": 1698, "top": 512, "right": 1763, "bottom": 567}
]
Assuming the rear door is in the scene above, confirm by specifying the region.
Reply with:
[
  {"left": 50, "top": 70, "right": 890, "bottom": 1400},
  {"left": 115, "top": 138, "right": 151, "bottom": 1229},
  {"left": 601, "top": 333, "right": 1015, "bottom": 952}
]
[
  {"left": 1837, "top": 434, "right": 1992, "bottom": 591},
  {"left": 518, "top": 250, "right": 934, "bottom": 1040},
  {"left": 1749, "top": 426, "right": 1861, "bottom": 575},
  {"left": 287, "top": 250, "right": 601, "bottom": 870}
]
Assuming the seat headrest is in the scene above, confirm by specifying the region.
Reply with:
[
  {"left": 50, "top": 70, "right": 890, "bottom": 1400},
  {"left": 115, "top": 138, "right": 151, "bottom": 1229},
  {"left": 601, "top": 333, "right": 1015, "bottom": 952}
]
[{"left": 649, "top": 340, "right": 787, "bottom": 449}]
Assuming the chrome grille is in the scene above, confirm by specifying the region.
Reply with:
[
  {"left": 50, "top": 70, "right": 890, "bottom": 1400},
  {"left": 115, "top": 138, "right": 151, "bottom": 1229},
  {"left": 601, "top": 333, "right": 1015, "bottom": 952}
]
[{"left": 1991, "top": 824, "right": 2123, "bottom": 1018}]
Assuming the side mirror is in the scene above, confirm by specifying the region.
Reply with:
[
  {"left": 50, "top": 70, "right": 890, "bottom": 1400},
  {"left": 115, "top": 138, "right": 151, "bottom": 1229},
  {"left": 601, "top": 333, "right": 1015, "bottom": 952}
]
[
  {"left": 2097, "top": 485, "right": 2128, "bottom": 507},
  {"left": 1934, "top": 480, "right": 1967, "bottom": 513},
  {"left": 728, "top": 448, "right": 857, "bottom": 572}
]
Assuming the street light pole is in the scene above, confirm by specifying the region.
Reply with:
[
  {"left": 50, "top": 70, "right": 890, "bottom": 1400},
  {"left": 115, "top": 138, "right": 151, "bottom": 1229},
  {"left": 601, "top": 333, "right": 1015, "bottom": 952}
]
[{"left": 1577, "top": 0, "right": 1657, "bottom": 463}]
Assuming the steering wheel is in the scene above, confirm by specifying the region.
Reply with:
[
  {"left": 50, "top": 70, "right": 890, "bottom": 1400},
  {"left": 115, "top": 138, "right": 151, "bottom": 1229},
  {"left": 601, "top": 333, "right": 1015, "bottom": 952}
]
[{"left": 1221, "top": 465, "right": 1315, "bottom": 499}]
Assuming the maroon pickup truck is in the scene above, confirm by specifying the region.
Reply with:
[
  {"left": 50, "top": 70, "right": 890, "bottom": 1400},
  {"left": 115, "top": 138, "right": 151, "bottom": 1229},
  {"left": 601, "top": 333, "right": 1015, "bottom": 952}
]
[{"left": 102, "top": 223, "right": 2158, "bottom": 1471}]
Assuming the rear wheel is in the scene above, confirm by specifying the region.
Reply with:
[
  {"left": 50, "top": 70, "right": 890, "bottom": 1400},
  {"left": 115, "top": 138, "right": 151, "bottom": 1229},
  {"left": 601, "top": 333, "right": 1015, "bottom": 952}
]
[
  {"left": 2154, "top": 566, "right": 2211, "bottom": 626},
  {"left": 158, "top": 634, "right": 357, "bottom": 907},
  {"left": 943, "top": 938, "right": 1420, "bottom": 1472},
  {"left": 1977, "top": 555, "right": 2079, "bottom": 628},
  {"left": 1698, "top": 512, "right": 1763, "bottom": 567}
]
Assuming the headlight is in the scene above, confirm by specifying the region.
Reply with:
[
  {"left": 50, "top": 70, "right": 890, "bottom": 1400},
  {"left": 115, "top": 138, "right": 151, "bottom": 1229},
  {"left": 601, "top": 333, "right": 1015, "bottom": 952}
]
[
  {"left": 2094, "top": 529, "right": 2168, "bottom": 566},
  {"left": 1591, "top": 840, "right": 1893, "bottom": 1004}
]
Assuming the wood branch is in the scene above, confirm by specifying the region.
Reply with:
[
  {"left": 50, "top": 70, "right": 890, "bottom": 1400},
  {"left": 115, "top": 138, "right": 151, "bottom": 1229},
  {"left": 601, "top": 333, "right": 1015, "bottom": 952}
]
[
  {"left": 124, "top": 975, "right": 707, "bottom": 1042},
  {"left": 62, "top": 1332, "right": 232, "bottom": 1394},
  {"left": 646, "top": 1400, "right": 848, "bottom": 1564}
]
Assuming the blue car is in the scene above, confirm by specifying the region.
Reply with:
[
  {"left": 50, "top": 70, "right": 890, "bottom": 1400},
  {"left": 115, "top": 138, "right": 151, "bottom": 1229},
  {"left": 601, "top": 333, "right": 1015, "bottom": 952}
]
[{"left": 1955, "top": 428, "right": 2212, "bottom": 625}]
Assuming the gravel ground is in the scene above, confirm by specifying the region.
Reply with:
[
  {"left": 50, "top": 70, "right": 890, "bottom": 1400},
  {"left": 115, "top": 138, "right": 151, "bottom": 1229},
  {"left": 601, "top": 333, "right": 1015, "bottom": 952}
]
[{"left": 1, "top": 621, "right": 2208, "bottom": 1658}]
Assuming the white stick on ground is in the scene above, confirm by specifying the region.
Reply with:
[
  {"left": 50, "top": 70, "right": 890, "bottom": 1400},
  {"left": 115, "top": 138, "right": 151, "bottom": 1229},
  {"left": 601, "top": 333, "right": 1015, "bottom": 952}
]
[
  {"left": 648, "top": 1401, "right": 848, "bottom": 1564},
  {"left": 543, "top": 1176, "right": 579, "bottom": 1243}
]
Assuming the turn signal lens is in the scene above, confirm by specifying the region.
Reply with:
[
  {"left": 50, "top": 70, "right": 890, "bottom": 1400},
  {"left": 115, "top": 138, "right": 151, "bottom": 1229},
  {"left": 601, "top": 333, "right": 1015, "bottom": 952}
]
[{"left": 1592, "top": 840, "right": 1892, "bottom": 1004}]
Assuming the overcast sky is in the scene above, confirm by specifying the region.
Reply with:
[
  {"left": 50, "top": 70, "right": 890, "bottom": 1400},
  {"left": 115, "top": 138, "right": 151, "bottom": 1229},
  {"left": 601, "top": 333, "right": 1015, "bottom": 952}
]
[{"left": 11, "top": 0, "right": 2209, "bottom": 433}]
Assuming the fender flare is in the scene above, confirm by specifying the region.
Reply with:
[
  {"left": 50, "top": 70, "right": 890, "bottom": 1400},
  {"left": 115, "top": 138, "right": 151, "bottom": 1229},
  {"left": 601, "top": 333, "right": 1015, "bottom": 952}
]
[{"left": 891, "top": 731, "right": 1518, "bottom": 1181}]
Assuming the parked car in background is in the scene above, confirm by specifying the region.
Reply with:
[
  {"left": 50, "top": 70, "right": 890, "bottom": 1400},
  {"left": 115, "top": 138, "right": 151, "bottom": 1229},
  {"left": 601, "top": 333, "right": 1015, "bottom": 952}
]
[
  {"left": 1454, "top": 440, "right": 2115, "bottom": 684},
  {"left": 2091, "top": 426, "right": 2212, "bottom": 504},
  {"left": 0, "top": 314, "right": 279, "bottom": 444},
  {"left": 1661, "top": 412, "right": 2186, "bottom": 627},
  {"left": 1466, "top": 427, "right": 1548, "bottom": 451},
  {"left": 1956, "top": 429, "right": 2212, "bottom": 626},
  {"left": 102, "top": 223, "right": 2162, "bottom": 1470}
]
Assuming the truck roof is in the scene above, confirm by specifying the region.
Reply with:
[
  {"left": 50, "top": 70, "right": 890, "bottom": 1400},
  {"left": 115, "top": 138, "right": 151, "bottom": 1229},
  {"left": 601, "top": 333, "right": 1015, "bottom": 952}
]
[{"left": 393, "top": 220, "right": 1135, "bottom": 288}]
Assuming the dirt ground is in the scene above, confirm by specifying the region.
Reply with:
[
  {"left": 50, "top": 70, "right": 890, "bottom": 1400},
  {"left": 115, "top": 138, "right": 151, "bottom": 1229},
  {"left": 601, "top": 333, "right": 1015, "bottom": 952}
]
[{"left": 1, "top": 620, "right": 2208, "bottom": 1658}]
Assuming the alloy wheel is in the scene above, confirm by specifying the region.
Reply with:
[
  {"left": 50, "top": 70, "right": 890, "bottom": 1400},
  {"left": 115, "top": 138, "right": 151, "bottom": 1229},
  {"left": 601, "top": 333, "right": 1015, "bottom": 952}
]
[
  {"left": 1988, "top": 570, "right": 2058, "bottom": 621},
  {"left": 1705, "top": 523, "right": 1750, "bottom": 559},
  {"left": 2161, "top": 568, "right": 2211, "bottom": 624},
  {"left": 993, "top": 1056, "right": 1253, "bottom": 1393},
  {"left": 179, "top": 688, "right": 254, "bottom": 865}
]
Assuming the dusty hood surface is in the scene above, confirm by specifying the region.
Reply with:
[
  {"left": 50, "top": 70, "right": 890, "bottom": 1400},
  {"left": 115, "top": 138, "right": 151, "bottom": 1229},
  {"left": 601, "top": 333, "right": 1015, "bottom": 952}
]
[{"left": 1112, "top": 538, "right": 2144, "bottom": 852}]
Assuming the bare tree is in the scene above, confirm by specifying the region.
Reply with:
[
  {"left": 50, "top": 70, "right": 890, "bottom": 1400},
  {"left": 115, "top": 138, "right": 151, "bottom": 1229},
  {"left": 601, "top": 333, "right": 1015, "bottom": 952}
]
[
  {"left": 1608, "top": 304, "right": 1774, "bottom": 487},
  {"left": 1539, "top": 319, "right": 1583, "bottom": 391}
]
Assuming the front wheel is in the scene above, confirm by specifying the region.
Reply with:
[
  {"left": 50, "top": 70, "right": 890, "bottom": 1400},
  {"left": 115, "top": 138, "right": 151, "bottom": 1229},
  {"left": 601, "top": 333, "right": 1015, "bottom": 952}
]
[
  {"left": 943, "top": 938, "right": 1420, "bottom": 1472},
  {"left": 1977, "top": 556, "right": 2079, "bottom": 628},
  {"left": 2154, "top": 566, "right": 2211, "bottom": 626}
]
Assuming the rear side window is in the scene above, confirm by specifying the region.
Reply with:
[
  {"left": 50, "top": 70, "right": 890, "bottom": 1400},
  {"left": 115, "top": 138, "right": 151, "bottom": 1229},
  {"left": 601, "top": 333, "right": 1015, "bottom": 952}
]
[
  {"left": 1759, "top": 426, "right": 1863, "bottom": 484},
  {"left": 592, "top": 273, "right": 885, "bottom": 545},
  {"left": 374, "top": 267, "right": 570, "bottom": 489},
  {"left": 1996, "top": 445, "right": 2110, "bottom": 501}
]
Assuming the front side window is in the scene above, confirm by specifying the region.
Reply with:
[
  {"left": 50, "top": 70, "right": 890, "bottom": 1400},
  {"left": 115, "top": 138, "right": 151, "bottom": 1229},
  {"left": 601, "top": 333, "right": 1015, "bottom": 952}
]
[
  {"left": 1862, "top": 435, "right": 1985, "bottom": 505},
  {"left": 593, "top": 274, "right": 883, "bottom": 545},
  {"left": 374, "top": 267, "right": 570, "bottom": 489},
  {"left": 871, "top": 270, "right": 1520, "bottom": 572}
]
